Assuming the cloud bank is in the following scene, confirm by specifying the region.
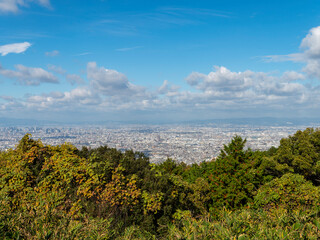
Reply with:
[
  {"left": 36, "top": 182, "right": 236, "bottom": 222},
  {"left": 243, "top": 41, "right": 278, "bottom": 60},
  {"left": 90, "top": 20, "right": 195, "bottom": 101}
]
[{"left": 1, "top": 62, "right": 314, "bottom": 119}]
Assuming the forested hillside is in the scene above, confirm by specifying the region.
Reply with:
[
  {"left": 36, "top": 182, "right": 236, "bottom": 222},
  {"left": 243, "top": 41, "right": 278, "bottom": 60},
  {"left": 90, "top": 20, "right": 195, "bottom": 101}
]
[{"left": 1, "top": 128, "right": 320, "bottom": 239}]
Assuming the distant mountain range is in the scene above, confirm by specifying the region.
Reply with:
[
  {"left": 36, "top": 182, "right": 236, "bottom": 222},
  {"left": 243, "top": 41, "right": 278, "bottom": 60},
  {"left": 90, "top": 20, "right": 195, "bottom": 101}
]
[
  {"left": 0, "top": 117, "right": 319, "bottom": 127},
  {"left": 182, "top": 117, "right": 320, "bottom": 126},
  {"left": 0, "top": 118, "right": 61, "bottom": 127}
]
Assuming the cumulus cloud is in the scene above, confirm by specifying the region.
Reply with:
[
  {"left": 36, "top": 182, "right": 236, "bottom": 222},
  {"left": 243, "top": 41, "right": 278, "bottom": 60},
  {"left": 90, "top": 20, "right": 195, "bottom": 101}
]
[
  {"left": 45, "top": 50, "right": 59, "bottom": 57},
  {"left": 303, "top": 59, "right": 320, "bottom": 79},
  {"left": 0, "top": 95, "right": 24, "bottom": 111},
  {"left": 265, "top": 26, "right": 320, "bottom": 80},
  {"left": 66, "top": 74, "right": 85, "bottom": 85},
  {"left": 87, "top": 62, "right": 146, "bottom": 97},
  {"left": 0, "top": 0, "right": 50, "bottom": 13},
  {"left": 15, "top": 62, "right": 154, "bottom": 113},
  {"left": 299, "top": 26, "right": 320, "bottom": 79},
  {"left": 0, "top": 42, "right": 31, "bottom": 56},
  {"left": 158, "top": 80, "right": 180, "bottom": 95},
  {"left": 185, "top": 72, "right": 207, "bottom": 86},
  {"left": 63, "top": 88, "right": 101, "bottom": 105},
  {"left": 24, "top": 87, "right": 101, "bottom": 111},
  {"left": 158, "top": 80, "right": 171, "bottom": 94},
  {"left": 47, "top": 64, "right": 85, "bottom": 85},
  {"left": 300, "top": 26, "right": 320, "bottom": 58},
  {"left": 300, "top": 28, "right": 320, "bottom": 79},
  {"left": 264, "top": 27, "right": 320, "bottom": 63},
  {"left": 184, "top": 66, "right": 307, "bottom": 107},
  {"left": 281, "top": 71, "right": 306, "bottom": 82},
  {"left": 0, "top": 64, "right": 59, "bottom": 85},
  {"left": 186, "top": 66, "right": 253, "bottom": 92},
  {"left": 87, "top": 62, "right": 129, "bottom": 95},
  {"left": 47, "top": 64, "right": 66, "bottom": 75}
]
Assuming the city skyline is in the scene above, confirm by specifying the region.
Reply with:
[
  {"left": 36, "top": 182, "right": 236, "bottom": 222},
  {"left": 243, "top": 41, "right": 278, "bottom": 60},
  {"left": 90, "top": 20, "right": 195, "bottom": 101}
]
[{"left": 1, "top": 0, "right": 320, "bottom": 122}]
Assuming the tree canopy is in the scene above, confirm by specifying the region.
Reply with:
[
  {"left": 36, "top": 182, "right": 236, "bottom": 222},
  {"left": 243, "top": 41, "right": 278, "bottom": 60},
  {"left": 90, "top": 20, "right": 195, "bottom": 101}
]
[{"left": 1, "top": 128, "right": 320, "bottom": 239}]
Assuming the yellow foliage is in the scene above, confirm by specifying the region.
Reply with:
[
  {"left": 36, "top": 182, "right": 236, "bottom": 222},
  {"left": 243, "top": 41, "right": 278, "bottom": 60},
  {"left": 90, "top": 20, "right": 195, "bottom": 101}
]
[
  {"left": 99, "top": 165, "right": 141, "bottom": 211},
  {"left": 142, "top": 191, "right": 163, "bottom": 215}
]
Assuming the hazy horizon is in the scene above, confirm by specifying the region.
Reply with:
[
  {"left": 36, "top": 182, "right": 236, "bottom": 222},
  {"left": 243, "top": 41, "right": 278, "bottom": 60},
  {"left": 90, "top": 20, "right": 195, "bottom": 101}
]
[{"left": 1, "top": 116, "right": 320, "bottom": 127}]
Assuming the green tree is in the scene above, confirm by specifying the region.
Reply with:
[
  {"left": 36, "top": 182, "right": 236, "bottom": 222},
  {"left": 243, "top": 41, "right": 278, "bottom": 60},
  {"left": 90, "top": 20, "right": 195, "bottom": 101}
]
[
  {"left": 205, "top": 136, "right": 263, "bottom": 210},
  {"left": 254, "top": 173, "right": 320, "bottom": 212},
  {"left": 262, "top": 128, "right": 320, "bottom": 185}
]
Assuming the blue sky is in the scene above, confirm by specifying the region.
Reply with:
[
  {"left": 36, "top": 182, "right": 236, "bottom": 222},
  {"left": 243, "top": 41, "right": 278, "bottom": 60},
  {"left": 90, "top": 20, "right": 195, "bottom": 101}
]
[{"left": 1, "top": 0, "right": 320, "bottom": 122}]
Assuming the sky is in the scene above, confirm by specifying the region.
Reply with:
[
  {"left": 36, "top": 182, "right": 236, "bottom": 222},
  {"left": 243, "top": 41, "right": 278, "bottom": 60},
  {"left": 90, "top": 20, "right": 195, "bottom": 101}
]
[{"left": 1, "top": 0, "right": 320, "bottom": 123}]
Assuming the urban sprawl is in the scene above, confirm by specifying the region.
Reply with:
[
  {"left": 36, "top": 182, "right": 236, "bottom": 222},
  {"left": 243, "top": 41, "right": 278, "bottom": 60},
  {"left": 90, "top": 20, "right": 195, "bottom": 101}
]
[{"left": 0, "top": 124, "right": 317, "bottom": 164}]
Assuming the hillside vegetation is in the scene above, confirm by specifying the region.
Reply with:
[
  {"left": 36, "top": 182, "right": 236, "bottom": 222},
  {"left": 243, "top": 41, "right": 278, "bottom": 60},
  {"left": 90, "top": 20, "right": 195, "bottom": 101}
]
[{"left": 1, "top": 128, "right": 320, "bottom": 239}]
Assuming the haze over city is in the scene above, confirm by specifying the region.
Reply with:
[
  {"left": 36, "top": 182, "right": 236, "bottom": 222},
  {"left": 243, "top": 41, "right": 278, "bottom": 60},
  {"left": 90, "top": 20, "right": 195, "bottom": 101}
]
[{"left": 1, "top": 0, "right": 320, "bottom": 123}]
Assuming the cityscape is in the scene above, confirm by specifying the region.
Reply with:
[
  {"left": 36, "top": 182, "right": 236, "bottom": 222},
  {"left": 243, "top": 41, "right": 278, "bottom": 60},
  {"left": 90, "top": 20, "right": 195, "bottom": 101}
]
[{"left": 0, "top": 124, "right": 317, "bottom": 164}]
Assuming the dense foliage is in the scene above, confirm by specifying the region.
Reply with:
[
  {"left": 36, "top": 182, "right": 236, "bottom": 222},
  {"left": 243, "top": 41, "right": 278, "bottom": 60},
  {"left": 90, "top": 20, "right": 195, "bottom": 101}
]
[{"left": 1, "top": 128, "right": 320, "bottom": 239}]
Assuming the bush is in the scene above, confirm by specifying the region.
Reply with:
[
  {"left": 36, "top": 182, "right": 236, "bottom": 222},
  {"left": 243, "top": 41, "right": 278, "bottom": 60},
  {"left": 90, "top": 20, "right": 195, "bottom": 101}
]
[{"left": 254, "top": 173, "right": 320, "bottom": 212}]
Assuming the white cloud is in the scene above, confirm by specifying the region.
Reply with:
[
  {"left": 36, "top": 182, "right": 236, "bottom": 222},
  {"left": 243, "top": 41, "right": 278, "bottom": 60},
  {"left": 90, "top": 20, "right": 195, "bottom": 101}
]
[
  {"left": 186, "top": 66, "right": 253, "bottom": 92},
  {"left": 87, "top": 62, "right": 129, "bottom": 95},
  {"left": 0, "top": 42, "right": 31, "bottom": 56},
  {"left": 87, "top": 62, "right": 146, "bottom": 97},
  {"left": 263, "top": 27, "right": 320, "bottom": 63},
  {"left": 66, "top": 74, "right": 85, "bottom": 85},
  {"left": 45, "top": 50, "right": 59, "bottom": 57},
  {"left": 300, "top": 26, "right": 320, "bottom": 58},
  {"left": 17, "top": 62, "right": 153, "bottom": 112},
  {"left": 263, "top": 53, "right": 304, "bottom": 63},
  {"left": 158, "top": 80, "right": 180, "bottom": 95},
  {"left": 158, "top": 80, "right": 170, "bottom": 94},
  {"left": 0, "top": 0, "right": 50, "bottom": 13},
  {"left": 74, "top": 52, "right": 92, "bottom": 56},
  {"left": 47, "top": 64, "right": 66, "bottom": 75},
  {"left": 47, "top": 64, "right": 85, "bottom": 85},
  {"left": 303, "top": 60, "right": 320, "bottom": 79},
  {"left": 185, "top": 72, "right": 207, "bottom": 86},
  {"left": 24, "top": 87, "right": 101, "bottom": 111},
  {"left": 0, "top": 64, "right": 59, "bottom": 85},
  {"left": 184, "top": 66, "right": 307, "bottom": 107},
  {"left": 281, "top": 71, "right": 306, "bottom": 82},
  {"left": 0, "top": 0, "right": 20, "bottom": 13},
  {"left": 300, "top": 27, "right": 320, "bottom": 79},
  {"left": 9, "top": 62, "right": 159, "bottom": 114},
  {"left": 264, "top": 26, "right": 320, "bottom": 80},
  {"left": 115, "top": 46, "right": 142, "bottom": 52},
  {"left": 37, "top": 0, "right": 50, "bottom": 7},
  {"left": 290, "top": 27, "right": 320, "bottom": 79}
]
